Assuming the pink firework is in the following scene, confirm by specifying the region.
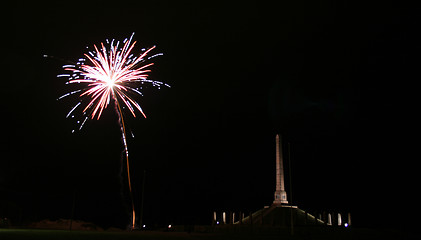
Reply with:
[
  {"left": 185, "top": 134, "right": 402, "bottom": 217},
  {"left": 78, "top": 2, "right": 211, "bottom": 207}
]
[
  {"left": 56, "top": 33, "right": 168, "bottom": 229},
  {"left": 57, "top": 33, "right": 168, "bottom": 130}
]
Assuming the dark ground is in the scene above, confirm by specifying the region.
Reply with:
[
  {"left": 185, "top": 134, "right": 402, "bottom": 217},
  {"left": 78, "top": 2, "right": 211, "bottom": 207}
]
[{"left": 0, "top": 227, "right": 419, "bottom": 240}]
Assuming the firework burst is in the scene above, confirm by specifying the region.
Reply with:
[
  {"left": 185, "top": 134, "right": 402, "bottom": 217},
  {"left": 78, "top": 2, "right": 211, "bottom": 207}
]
[
  {"left": 54, "top": 33, "right": 168, "bottom": 228},
  {"left": 57, "top": 33, "right": 168, "bottom": 129}
]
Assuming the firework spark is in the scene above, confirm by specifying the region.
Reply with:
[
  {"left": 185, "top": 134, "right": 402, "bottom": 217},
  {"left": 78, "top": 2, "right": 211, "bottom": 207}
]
[{"left": 54, "top": 33, "right": 168, "bottom": 228}]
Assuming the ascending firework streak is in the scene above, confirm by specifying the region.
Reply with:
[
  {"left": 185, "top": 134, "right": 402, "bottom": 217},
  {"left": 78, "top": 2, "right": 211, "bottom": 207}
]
[{"left": 53, "top": 33, "right": 169, "bottom": 229}]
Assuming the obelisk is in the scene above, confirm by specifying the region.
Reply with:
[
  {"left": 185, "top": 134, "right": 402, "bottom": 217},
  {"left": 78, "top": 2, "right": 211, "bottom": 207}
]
[{"left": 273, "top": 134, "right": 288, "bottom": 205}]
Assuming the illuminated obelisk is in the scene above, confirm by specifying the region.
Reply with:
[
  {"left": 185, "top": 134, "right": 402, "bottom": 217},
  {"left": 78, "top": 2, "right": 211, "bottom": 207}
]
[{"left": 273, "top": 134, "right": 288, "bottom": 205}]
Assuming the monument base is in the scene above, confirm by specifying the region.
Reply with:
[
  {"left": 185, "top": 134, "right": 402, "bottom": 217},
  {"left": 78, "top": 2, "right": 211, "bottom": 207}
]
[{"left": 273, "top": 190, "right": 288, "bottom": 205}]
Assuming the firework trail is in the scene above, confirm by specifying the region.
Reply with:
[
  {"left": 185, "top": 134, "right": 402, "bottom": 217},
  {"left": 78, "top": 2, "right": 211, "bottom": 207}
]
[{"left": 51, "top": 33, "right": 169, "bottom": 229}]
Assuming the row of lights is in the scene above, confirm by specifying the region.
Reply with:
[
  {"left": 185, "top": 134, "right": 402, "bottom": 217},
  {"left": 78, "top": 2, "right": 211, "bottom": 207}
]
[
  {"left": 141, "top": 222, "right": 347, "bottom": 230},
  {"left": 217, "top": 221, "right": 349, "bottom": 227}
]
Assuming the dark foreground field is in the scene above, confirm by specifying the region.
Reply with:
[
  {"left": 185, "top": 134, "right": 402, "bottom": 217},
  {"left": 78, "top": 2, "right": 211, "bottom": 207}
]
[{"left": 0, "top": 228, "right": 418, "bottom": 240}]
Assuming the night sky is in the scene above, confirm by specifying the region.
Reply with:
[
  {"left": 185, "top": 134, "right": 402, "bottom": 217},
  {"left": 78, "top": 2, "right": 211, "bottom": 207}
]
[{"left": 2, "top": 1, "right": 419, "bottom": 229}]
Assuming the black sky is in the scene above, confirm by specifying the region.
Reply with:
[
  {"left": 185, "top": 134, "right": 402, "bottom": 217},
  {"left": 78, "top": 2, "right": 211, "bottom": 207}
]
[{"left": 2, "top": 0, "right": 419, "bottom": 229}]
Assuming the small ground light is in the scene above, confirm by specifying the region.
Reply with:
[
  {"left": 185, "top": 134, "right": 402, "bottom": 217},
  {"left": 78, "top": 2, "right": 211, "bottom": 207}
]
[
  {"left": 216, "top": 221, "right": 219, "bottom": 225},
  {"left": 142, "top": 224, "right": 146, "bottom": 228},
  {"left": 344, "top": 223, "right": 348, "bottom": 227},
  {"left": 168, "top": 224, "right": 172, "bottom": 229}
]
